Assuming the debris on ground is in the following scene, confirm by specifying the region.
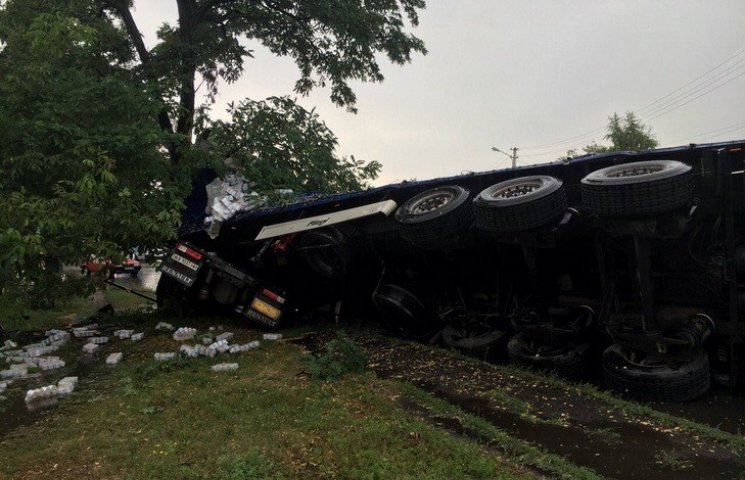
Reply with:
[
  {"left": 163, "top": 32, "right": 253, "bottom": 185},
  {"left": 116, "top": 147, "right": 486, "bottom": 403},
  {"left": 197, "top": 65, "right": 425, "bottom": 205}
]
[
  {"left": 154, "top": 352, "right": 176, "bottom": 361},
  {"left": 263, "top": 333, "right": 282, "bottom": 341},
  {"left": 131, "top": 332, "right": 145, "bottom": 342},
  {"left": 89, "top": 336, "right": 109, "bottom": 345},
  {"left": 216, "top": 332, "right": 233, "bottom": 342},
  {"left": 73, "top": 328, "right": 96, "bottom": 338},
  {"left": 106, "top": 353, "right": 123, "bottom": 365},
  {"left": 208, "top": 339, "right": 230, "bottom": 353},
  {"left": 155, "top": 322, "right": 174, "bottom": 331},
  {"left": 229, "top": 341, "right": 260, "bottom": 353},
  {"left": 32, "top": 357, "right": 65, "bottom": 370},
  {"left": 211, "top": 363, "right": 239, "bottom": 372},
  {"left": 82, "top": 343, "right": 100, "bottom": 354},
  {"left": 173, "top": 327, "right": 197, "bottom": 341},
  {"left": 57, "top": 377, "right": 78, "bottom": 397},
  {"left": 113, "top": 330, "right": 134, "bottom": 339},
  {"left": 1, "top": 364, "right": 29, "bottom": 379},
  {"left": 0, "top": 382, "right": 7, "bottom": 394},
  {"left": 25, "top": 385, "right": 59, "bottom": 409}
]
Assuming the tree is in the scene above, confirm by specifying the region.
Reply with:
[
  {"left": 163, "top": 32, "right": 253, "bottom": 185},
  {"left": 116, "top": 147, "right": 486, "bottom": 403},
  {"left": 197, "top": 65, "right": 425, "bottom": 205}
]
[
  {"left": 0, "top": 0, "right": 426, "bottom": 304},
  {"left": 568, "top": 112, "right": 658, "bottom": 157}
]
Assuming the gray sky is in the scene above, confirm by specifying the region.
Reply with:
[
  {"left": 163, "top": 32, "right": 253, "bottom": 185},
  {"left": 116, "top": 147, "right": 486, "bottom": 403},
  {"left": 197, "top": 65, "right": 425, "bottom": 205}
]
[{"left": 133, "top": 1, "right": 745, "bottom": 185}]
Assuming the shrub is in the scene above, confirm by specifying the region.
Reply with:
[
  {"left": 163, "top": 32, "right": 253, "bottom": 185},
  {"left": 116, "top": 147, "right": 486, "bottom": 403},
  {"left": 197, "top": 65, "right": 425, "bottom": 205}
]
[{"left": 306, "top": 335, "right": 368, "bottom": 381}]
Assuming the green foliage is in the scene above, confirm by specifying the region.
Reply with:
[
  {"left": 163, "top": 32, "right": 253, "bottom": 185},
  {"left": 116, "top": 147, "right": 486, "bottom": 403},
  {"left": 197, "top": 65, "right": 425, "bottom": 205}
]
[
  {"left": 0, "top": 0, "right": 425, "bottom": 305},
  {"left": 567, "top": 112, "right": 658, "bottom": 157},
  {"left": 211, "top": 97, "right": 381, "bottom": 193},
  {"left": 306, "top": 335, "right": 368, "bottom": 381}
]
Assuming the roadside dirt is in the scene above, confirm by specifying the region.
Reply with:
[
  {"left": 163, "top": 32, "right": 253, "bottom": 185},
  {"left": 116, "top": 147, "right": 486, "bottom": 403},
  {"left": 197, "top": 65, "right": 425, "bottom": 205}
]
[{"left": 297, "top": 331, "right": 745, "bottom": 480}]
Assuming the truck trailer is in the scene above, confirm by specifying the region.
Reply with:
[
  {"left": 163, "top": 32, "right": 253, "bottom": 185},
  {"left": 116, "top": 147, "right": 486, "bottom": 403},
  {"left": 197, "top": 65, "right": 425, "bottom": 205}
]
[{"left": 157, "top": 140, "right": 745, "bottom": 402}]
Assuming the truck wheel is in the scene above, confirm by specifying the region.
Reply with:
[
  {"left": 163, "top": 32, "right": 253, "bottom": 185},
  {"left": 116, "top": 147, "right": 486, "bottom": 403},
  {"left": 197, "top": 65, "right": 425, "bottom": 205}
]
[
  {"left": 442, "top": 323, "right": 507, "bottom": 360},
  {"left": 473, "top": 176, "right": 566, "bottom": 233},
  {"left": 602, "top": 343, "right": 710, "bottom": 402},
  {"left": 373, "top": 284, "right": 436, "bottom": 340},
  {"left": 395, "top": 185, "right": 471, "bottom": 245},
  {"left": 581, "top": 160, "right": 693, "bottom": 217},
  {"left": 297, "top": 227, "right": 350, "bottom": 280},
  {"left": 507, "top": 333, "right": 591, "bottom": 379}
]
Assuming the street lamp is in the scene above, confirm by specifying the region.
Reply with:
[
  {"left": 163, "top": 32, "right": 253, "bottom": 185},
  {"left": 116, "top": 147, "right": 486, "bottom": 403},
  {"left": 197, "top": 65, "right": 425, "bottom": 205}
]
[{"left": 491, "top": 146, "right": 518, "bottom": 169}]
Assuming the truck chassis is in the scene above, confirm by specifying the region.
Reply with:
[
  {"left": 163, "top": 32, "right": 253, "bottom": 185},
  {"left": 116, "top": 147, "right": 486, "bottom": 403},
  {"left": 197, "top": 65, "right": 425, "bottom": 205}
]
[{"left": 158, "top": 141, "right": 745, "bottom": 402}]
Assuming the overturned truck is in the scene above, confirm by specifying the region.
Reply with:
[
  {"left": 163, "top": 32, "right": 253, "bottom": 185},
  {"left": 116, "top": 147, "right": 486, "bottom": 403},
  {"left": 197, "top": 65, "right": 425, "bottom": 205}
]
[{"left": 157, "top": 141, "right": 745, "bottom": 401}]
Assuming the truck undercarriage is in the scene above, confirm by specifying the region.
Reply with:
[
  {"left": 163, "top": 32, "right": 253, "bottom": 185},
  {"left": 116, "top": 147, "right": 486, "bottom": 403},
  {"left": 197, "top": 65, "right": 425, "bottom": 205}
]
[{"left": 157, "top": 141, "right": 745, "bottom": 402}]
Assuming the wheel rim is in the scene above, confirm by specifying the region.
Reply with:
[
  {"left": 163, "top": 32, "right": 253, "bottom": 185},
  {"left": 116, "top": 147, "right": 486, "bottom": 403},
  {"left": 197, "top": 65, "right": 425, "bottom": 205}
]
[
  {"left": 606, "top": 165, "right": 664, "bottom": 178},
  {"left": 489, "top": 181, "right": 543, "bottom": 199},
  {"left": 409, "top": 191, "right": 455, "bottom": 215}
]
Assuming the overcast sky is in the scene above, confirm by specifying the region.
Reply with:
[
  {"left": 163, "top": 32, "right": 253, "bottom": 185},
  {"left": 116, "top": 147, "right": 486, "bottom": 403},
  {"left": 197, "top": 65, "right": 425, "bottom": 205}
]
[{"left": 132, "top": 1, "right": 745, "bottom": 185}]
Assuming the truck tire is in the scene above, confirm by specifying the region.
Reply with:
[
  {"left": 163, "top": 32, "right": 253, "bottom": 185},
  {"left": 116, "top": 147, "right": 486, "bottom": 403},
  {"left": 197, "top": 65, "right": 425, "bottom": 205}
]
[
  {"left": 581, "top": 160, "right": 693, "bottom": 217},
  {"left": 442, "top": 323, "right": 507, "bottom": 360},
  {"left": 395, "top": 185, "right": 471, "bottom": 245},
  {"left": 373, "top": 284, "right": 435, "bottom": 340},
  {"left": 473, "top": 176, "right": 566, "bottom": 232},
  {"left": 297, "top": 227, "right": 350, "bottom": 280},
  {"left": 507, "top": 333, "right": 591, "bottom": 379},
  {"left": 602, "top": 344, "right": 710, "bottom": 402}
]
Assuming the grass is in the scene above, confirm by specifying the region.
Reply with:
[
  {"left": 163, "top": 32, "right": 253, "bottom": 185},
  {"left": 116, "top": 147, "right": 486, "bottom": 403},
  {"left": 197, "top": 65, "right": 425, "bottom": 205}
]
[
  {"left": 0, "top": 320, "right": 544, "bottom": 480},
  {"left": 1, "top": 285, "right": 154, "bottom": 332}
]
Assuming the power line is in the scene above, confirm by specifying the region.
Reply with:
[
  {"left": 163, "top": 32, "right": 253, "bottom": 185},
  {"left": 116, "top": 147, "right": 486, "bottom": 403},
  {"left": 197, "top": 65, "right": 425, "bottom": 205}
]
[
  {"left": 671, "top": 121, "right": 745, "bottom": 144},
  {"left": 634, "top": 47, "right": 745, "bottom": 115},
  {"left": 520, "top": 46, "right": 745, "bottom": 154}
]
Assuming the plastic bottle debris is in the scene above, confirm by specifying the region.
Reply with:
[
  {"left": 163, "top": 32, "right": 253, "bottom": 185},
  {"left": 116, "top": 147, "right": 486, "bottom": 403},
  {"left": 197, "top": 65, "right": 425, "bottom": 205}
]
[
  {"left": 106, "top": 352, "right": 123, "bottom": 365},
  {"left": 113, "top": 329, "right": 134, "bottom": 339},
  {"left": 154, "top": 352, "right": 176, "bottom": 361},
  {"left": 229, "top": 341, "right": 260, "bottom": 354},
  {"left": 1, "top": 364, "right": 28, "bottom": 379},
  {"left": 89, "top": 336, "right": 109, "bottom": 345},
  {"left": 34, "top": 357, "right": 66, "bottom": 370},
  {"left": 74, "top": 329, "right": 96, "bottom": 338},
  {"left": 216, "top": 332, "right": 233, "bottom": 342},
  {"left": 57, "top": 377, "right": 78, "bottom": 397},
  {"left": 1, "top": 340, "right": 18, "bottom": 351},
  {"left": 45, "top": 330, "right": 70, "bottom": 345},
  {"left": 201, "top": 336, "right": 213, "bottom": 345},
  {"left": 131, "top": 332, "right": 145, "bottom": 342},
  {"left": 211, "top": 363, "right": 239, "bottom": 372},
  {"left": 173, "top": 327, "right": 197, "bottom": 341},
  {"left": 25, "top": 345, "right": 60, "bottom": 358},
  {"left": 179, "top": 345, "right": 199, "bottom": 358},
  {"left": 82, "top": 343, "right": 100, "bottom": 354},
  {"left": 262, "top": 333, "right": 282, "bottom": 341},
  {"left": 155, "top": 322, "right": 174, "bottom": 331},
  {"left": 25, "top": 384, "right": 58, "bottom": 403},
  {"left": 208, "top": 339, "right": 230, "bottom": 354}
]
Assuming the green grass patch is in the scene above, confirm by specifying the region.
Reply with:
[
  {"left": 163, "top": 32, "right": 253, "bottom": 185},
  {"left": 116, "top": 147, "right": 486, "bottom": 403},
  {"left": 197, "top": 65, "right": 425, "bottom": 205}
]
[{"left": 1, "top": 337, "right": 534, "bottom": 480}]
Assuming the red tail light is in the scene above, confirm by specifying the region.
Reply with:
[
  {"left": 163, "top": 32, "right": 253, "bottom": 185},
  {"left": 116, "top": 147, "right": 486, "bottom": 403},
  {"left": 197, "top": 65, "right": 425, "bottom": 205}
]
[{"left": 176, "top": 243, "right": 203, "bottom": 261}]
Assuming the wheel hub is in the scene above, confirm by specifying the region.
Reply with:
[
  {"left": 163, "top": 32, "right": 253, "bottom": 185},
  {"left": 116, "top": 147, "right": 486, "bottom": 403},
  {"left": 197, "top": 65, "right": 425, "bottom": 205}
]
[
  {"left": 607, "top": 165, "right": 664, "bottom": 178},
  {"left": 410, "top": 191, "right": 454, "bottom": 215},
  {"left": 491, "top": 182, "right": 542, "bottom": 199}
]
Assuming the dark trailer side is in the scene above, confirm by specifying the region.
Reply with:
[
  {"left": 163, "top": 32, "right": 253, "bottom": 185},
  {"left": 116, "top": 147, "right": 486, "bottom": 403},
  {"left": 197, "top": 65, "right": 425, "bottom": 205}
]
[{"left": 157, "top": 140, "right": 745, "bottom": 402}]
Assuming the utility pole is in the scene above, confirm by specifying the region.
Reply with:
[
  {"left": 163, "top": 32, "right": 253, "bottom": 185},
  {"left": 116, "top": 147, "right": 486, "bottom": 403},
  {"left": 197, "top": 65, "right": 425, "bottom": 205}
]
[{"left": 491, "top": 146, "right": 519, "bottom": 169}]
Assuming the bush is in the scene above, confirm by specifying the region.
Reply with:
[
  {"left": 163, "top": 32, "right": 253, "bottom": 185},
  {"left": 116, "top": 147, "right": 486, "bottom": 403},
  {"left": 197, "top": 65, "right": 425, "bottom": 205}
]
[{"left": 306, "top": 335, "right": 368, "bottom": 381}]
